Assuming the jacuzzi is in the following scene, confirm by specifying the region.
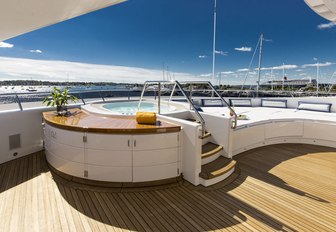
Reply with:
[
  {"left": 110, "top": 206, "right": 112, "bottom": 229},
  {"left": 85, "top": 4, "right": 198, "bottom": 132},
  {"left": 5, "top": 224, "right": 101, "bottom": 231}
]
[{"left": 82, "top": 99, "right": 188, "bottom": 116}]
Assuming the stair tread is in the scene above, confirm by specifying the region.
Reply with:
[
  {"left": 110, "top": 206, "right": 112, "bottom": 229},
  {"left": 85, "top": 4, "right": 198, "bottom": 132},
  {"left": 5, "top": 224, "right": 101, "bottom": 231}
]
[
  {"left": 202, "top": 142, "right": 223, "bottom": 159},
  {"left": 201, "top": 132, "right": 211, "bottom": 139},
  {"left": 199, "top": 156, "right": 236, "bottom": 180},
  {"left": 185, "top": 118, "right": 198, "bottom": 122}
]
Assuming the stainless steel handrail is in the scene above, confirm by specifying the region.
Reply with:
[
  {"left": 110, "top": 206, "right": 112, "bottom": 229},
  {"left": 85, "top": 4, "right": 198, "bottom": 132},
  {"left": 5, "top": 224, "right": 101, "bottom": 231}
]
[
  {"left": 177, "top": 81, "right": 237, "bottom": 129},
  {"left": 175, "top": 81, "right": 206, "bottom": 136},
  {"left": 137, "top": 80, "right": 207, "bottom": 137},
  {"left": 206, "top": 82, "right": 238, "bottom": 129}
]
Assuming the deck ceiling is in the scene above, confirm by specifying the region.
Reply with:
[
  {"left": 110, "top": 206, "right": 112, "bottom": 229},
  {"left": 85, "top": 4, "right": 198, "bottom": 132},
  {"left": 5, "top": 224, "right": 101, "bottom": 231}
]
[
  {"left": 0, "top": 0, "right": 125, "bottom": 41},
  {"left": 305, "top": 0, "right": 336, "bottom": 21}
]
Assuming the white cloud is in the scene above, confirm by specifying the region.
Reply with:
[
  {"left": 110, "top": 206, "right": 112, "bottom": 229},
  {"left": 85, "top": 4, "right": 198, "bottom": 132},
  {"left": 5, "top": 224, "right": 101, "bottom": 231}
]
[
  {"left": 221, "top": 71, "right": 234, "bottom": 75},
  {"left": 0, "top": 42, "right": 14, "bottom": 48},
  {"left": 234, "top": 47, "right": 252, "bottom": 52},
  {"left": 302, "top": 62, "right": 335, "bottom": 68},
  {"left": 236, "top": 68, "right": 249, "bottom": 72},
  {"left": 273, "top": 64, "right": 298, "bottom": 70},
  {"left": 198, "top": 55, "right": 207, "bottom": 58},
  {"left": 295, "top": 69, "right": 303, "bottom": 72},
  {"left": 30, "top": 49, "right": 43, "bottom": 53},
  {"left": 215, "top": 50, "right": 228, "bottom": 56},
  {"left": 0, "top": 56, "right": 199, "bottom": 83},
  {"left": 200, "top": 73, "right": 212, "bottom": 77},
  {"left": 263, "top": 38, "right": 273, "bottom": 42},
  {"left": 259, "top": 64, "right": 298, "bottom": 71},
  {"left": 317, "top": 22, "right": 336, "bottom": 29}
]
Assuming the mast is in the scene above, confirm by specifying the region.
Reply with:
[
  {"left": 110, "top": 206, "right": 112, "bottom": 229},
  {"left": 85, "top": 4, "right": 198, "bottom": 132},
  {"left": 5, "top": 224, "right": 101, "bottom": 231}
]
[
  {"left": 256, "top": 33, "right": 263, "bottom": 97},
  {"left": 212, "top": 0, "right": 217, "bottom": 84},
  {"left": 162, "top": 63, "right": 165, "bottom": 81},
  {"left": 282, "top": 63, "right": 285, "bottom": 91},
  {"left": 316, "top": 61, "right": 319, "bottom": 96},
  {"left": 271, "top": 67, "right": 274, "bottom": 91}
]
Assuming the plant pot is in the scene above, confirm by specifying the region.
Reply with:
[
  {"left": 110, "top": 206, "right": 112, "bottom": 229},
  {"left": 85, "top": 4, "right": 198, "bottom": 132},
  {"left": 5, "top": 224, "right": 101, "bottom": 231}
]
[
  {"left": 56, "top": 106, "right": 69, "bottom": 116},
  {"left": 56, "top": 105, "right": 63, "bottom": 114}
]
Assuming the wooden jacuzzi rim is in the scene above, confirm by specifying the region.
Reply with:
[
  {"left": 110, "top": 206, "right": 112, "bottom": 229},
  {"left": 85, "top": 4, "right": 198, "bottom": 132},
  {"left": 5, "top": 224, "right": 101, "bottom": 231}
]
[{"left": 42, "top": 108, "right": 181, "bottom": 134}]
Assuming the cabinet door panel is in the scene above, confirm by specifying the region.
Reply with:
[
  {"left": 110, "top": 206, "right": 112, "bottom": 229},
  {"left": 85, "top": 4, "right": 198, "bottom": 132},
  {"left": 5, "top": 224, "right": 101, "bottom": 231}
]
[
  {"left": 133, "top": 148, "right": 178, "bottom": 167},
  {"left": 265, "top": 121, "right": 303, "bottom": 139},
  {"left": 86, "top": 133, "right": 131, "bottom": 150},
  {"left": 133, "top": 133, "right": 179, "bottom": 151},
  {"left": 45, "top": 138, "right": 84, "bottom": 163},
  {"left": 232, "top": 125, "right": 264, "bottom": 151},
  {"left": 304, "top": 122, "right": 336, "bottom": 141},
  {"left": 87, "top": 164, "right": 132, "bottom": 182},
  {"left": 46, "top": 150, "right": 84, "bottom": 178},
  {"left": 87, "top": 149, "right": 132, "bottom": 166},
  {"left": 133, "top": 163, "right": 178, "bottom": 182},
  {"left": 45, "top": 124, "right": 83, "bottom": 148}
]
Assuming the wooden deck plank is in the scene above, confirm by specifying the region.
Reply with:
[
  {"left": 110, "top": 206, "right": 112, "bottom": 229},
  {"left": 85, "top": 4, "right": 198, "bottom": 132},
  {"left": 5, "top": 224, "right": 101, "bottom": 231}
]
[
  {"left": 96, "top": 192, "right": 129, "bottom": 232},
  {"left": 239, "top": 154, "right": 336, "bottom": 200},
  {"left": 127, "top": 192, "right": 169, "bottom": 232},
  {"left": 135, "top": 191, "right": 184, "bottom": 232},
  {"left": 178, "top": 187, "right": 262, "bottom": 232},
  {"left": 239, "top": 163, "right": 336, "bottom": 218},
  {"left": 207, "top": 189, "right": 285, "bottom": 231},
  {"left": 166, "top": 188, "right": 241, "bottom": 232},
  {"left": 0, "top": 144, "right": 335, "bottom": 231},
  {"left": 62, "top": 186, "right": 91, "bottom": 232},
  {"left": 142, "top": 190, "right": 196, "bottom": 232}
]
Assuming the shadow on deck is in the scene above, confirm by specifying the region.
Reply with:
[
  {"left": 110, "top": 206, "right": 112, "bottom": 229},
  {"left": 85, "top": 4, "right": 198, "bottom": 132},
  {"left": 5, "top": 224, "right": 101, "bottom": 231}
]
[{"left": 0, "top": 144, "right": 335, "bottom": 231}]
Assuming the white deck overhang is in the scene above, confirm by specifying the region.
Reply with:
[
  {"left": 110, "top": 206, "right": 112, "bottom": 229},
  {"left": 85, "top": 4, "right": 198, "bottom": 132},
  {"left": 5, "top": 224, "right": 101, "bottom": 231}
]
[
  {"left": 0, "top": 0, "right": 125, "bottom": 41},
  {"left": 305, "top": 0, "right": 336, "bottom": 22}
]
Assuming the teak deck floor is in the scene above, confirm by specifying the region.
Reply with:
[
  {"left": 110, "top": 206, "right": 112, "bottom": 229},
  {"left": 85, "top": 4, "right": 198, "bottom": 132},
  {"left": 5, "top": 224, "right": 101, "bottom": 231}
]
[{"left": 0, "top": 144, "right": 336, "bottom": 232}]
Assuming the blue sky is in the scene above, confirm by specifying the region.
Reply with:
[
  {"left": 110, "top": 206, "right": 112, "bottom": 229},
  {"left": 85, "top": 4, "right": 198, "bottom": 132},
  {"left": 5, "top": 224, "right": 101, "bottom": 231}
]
[{"left": 1, "top": 0, "right": 336, "bottom": 84}]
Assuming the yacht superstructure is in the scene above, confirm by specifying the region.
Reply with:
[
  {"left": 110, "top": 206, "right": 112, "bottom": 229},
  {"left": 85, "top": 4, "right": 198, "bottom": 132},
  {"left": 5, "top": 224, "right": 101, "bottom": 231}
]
[{"left": 0, "top": 0, "right": 336, "bottom": 231}]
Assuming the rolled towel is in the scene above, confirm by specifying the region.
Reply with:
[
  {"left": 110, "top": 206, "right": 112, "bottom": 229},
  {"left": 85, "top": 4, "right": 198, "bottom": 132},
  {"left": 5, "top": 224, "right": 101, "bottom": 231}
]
[{"left": 136, "top": 112, "right": 157, "bottom": 125}]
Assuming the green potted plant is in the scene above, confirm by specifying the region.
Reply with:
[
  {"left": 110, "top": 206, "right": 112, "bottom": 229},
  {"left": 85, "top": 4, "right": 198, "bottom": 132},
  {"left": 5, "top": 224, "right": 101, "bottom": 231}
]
[{"left": 43, "top": 87, "right": 78, "bottom": 116}]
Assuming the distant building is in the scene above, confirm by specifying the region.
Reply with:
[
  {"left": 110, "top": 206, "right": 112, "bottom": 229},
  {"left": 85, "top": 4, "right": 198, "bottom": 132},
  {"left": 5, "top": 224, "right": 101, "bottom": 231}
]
[{"left": 262, "top": 77, "right": 316, "bottom": 88}]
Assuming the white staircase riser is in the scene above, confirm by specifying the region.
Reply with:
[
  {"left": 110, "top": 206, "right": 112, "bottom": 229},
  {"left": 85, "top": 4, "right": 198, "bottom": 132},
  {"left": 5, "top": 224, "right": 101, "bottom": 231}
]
[
  {"left": 201, "top": 151, "right": 222, "bottom": 165},
  {"left": 201, "top": 136, "right": 212, "bottom": 146},
  {"left": 199, "top": 167, "right": 235, "bottom": 187}
]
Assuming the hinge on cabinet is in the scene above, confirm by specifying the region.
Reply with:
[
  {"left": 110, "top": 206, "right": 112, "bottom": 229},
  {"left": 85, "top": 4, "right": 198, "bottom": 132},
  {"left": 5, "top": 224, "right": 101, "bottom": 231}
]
[
  {"left": 83, "top": 135, "right": 87, "bottom": 143},
  {"left": 84, "top": 170, "right": 88, "bottom": 177},
  {"left": 177, "top": 134, "right": 179, "bottom": 141},
  {"left": 177, "top": 168, "right": 180, "bottom": 175}
]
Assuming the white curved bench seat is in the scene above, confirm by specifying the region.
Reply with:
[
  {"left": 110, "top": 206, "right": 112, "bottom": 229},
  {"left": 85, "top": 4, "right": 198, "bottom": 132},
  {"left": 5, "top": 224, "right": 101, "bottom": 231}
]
[
  {"left": 201, "top": 106, "right": 336, "bottom": 156},
  {"left": 228, "top": 108, "right": 336, "bottom": 156}
]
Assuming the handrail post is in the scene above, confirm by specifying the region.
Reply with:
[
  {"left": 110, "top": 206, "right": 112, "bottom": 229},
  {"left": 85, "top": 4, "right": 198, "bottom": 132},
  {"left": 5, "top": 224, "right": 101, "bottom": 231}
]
[
  {"left": 168, "top": 83, "right": 177, "bottom": 104},
  {"left": 79, "top": 93, "right": 85, "bottom": 105},
  {"left": 175, "top": 81, "right": 206, "bottom": 137},
  {"left": 100, "top": 92, "right": 105, "bottom": 102},
  {"left": 189, "top": 84, "right": 193, "bottom": 110},
  {"left": 138, "top": 82, "right": 147, "bottom": 110},
  {"left": 15, "top": 94, "right": 23, "bottom": 111},
  {"left": 207, "top": 81, "right": 237, "bottom": 129},
  {"left": 158, "top": 82, "right": 161, "bottom": 114}
]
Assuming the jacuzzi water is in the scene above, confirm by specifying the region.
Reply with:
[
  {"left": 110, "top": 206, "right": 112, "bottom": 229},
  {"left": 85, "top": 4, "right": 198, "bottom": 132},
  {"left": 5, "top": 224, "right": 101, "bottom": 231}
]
[{"left": 102, "top": 101, "right": 175, "bottom": 115}]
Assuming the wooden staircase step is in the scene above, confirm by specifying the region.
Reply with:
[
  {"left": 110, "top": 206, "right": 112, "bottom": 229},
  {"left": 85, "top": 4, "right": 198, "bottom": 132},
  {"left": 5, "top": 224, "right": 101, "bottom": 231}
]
[
  {"left": 201, "top": 142, "right": 223, "bottom": 159},
  {"left": 185, "top": 118, "right": 200, "bottom": 123},
  {"left": 200, "top": 131, "right": 211, "bottom": 139},
  {"left": 199, "top": 157, "right": 236, "bottom": 180}
]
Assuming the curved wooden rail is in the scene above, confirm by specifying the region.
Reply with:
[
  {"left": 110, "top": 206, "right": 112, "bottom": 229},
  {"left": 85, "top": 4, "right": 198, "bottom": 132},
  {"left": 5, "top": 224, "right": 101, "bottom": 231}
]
[{"left": 43, "top": 108, "right": 181, "bottom": 134}]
